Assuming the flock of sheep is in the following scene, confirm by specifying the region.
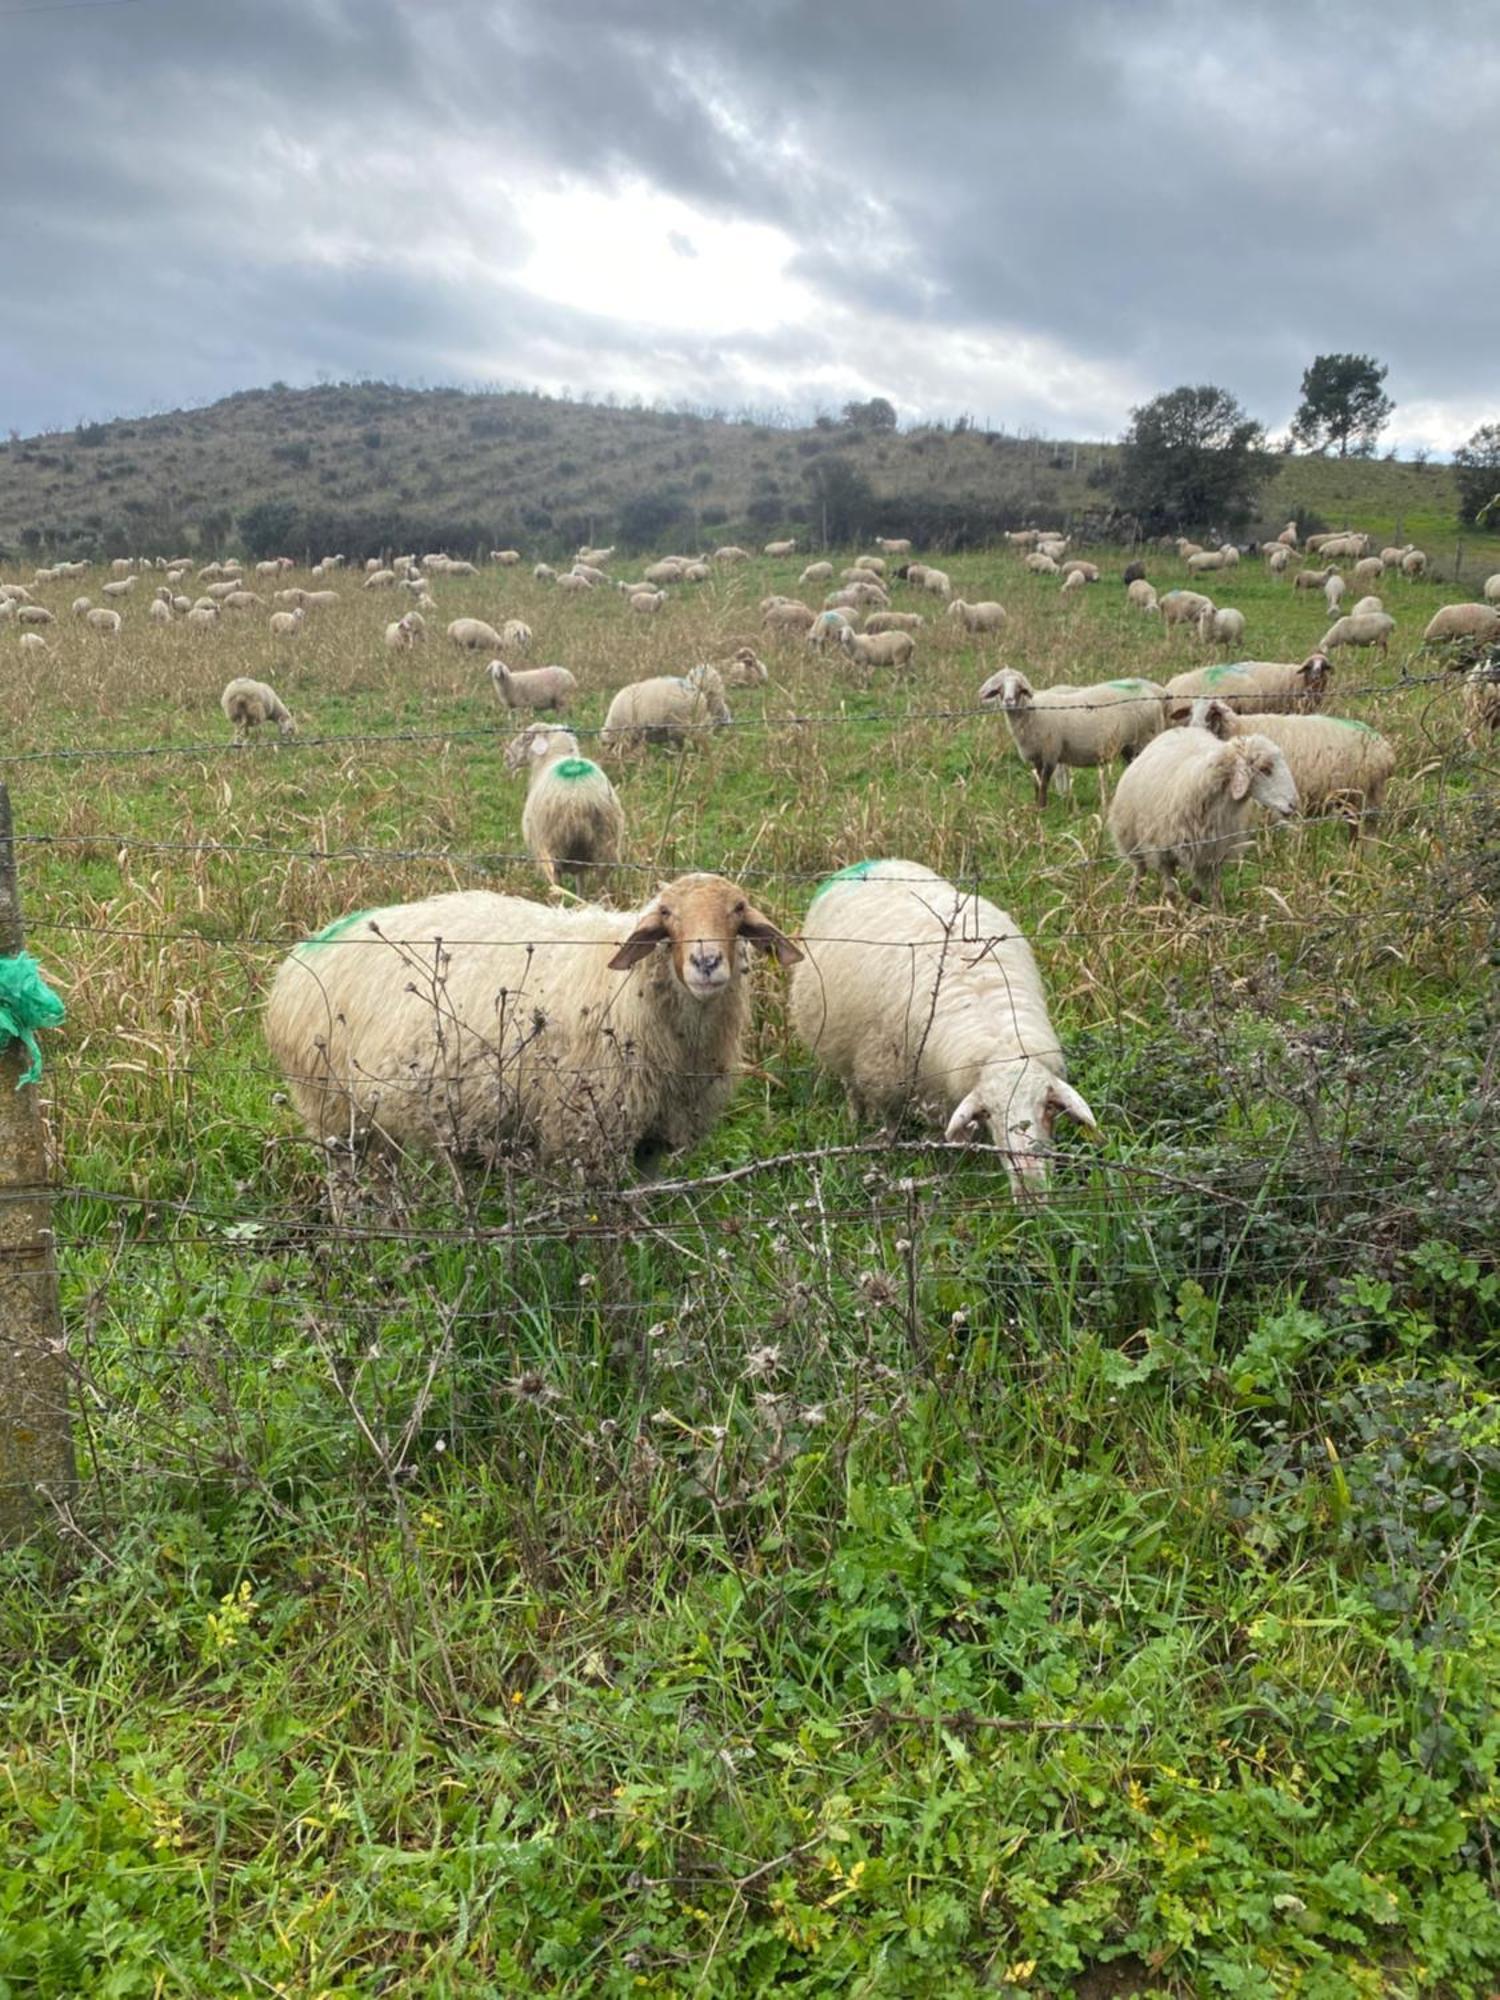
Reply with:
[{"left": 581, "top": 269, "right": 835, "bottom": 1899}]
[{"left": 5, "top": 523, "right": 1497, "bottom": 1196}]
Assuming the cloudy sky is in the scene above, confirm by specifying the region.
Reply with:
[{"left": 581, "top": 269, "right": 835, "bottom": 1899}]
[{"left": 2, "top": 0, "right": 1495, "bottom": 450}]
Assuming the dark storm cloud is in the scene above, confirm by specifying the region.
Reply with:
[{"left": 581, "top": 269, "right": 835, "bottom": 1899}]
[{"left": 2, "top": 0, "right": 1496, "bottom": 445}]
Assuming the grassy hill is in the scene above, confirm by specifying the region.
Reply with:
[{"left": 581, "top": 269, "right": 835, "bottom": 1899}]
[{"left": 1, "top": 382, "right": 1490, "bottom": 577}]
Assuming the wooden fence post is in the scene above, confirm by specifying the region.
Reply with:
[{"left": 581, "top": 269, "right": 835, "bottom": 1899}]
[{"left": 0, "top": 783, "right": 74, "bottom": 1542}]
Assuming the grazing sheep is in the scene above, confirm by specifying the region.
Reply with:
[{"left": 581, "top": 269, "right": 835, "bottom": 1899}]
[
  {"left": 946, "top": 599, "right": 1008, "bottom": 633},
  {"left": 713, "top": 545, "right": 751, "bottom": 562},
  {"left": 220, "top": 591, "right": 263, "bottom": 612},
  {"left": 221, "top": 677, "right": 296, "bottom": 744},
  {"left": 763, "top": 600, "right": 817, "bottom": 636},
  {"left": 1186, "top": 550, "right": 1228, "bottom": 575},
  {"left": 148, "top": 598, "right": 173, "bottom": 624},
  {"left": 1462, "top": 656, "right": 1500, "bottom": 748},
  {"left": 852, "top": 555, "right": 887, "bottom": 576},
  {"left": 875, "top": 537, "right": 912, "bottom": 554},
  {"left": 492, "top": 549, "right": 522, "bottom": 566},
  {"left": 571, "top": 564, "right": 609, "bottom": 586},
  {"left": 809, "top": 609, "right": 854, "bottom": 652},
  {"left": 447, "top": 617, "right": 504, "bottom": 650},
  {"left": 1197, "top": 606, "right": 1246, "bottom": 648},
  {"left": 1006, "top": 531, "right": 1042, "bottom": 548},
  {"left": 1267, "top": 548, "right": 1292, "bottom": 576},
  {"left": 643, "top": 560, "right": 686, "bottom": 586},
  {"left": 300, "top": 590, "right": 340, "bottom": 611},
  {"left": 16, "top": 605, "right": 55, "bottom": 626},
  {"left": 918, "top": 567, "right": 953, "bottom": 599},
  {"left": 18, "top": 633, "right": 47, "bottom": 654},
  {"left": 101, "top": 577, "right": 137, "bottom": 598},
  {"left": 1319, "top": 613, "right": 1395, "bottom": 657},
  {"left": 507, "top": 725, "right": 625, "bottom": 891},
  {"left": 1163, "top": 654, "right": 1332, "bottom": 721},
  {"left": 1400, "top": 550, "right": 1428, "bottom": 578},
  {"left": 85, "top": 608, "right": 122, "bottom": 636},
  {"left": 863, "top": 610, "right": 925, "bottom": 634},
  {"left": 500, "top": 619, "right": 533, "bottom": 650},
  {"left": 1351, "top": 595, "right": 1384, "bottom": 618},
  {"left": 827, "top": 580, "right": 889, "bottom": 609},
  {"left": 979, "top": 668, "right": 1166, "bottom": 806},
  {"left": 763, "top": 539, "right": 797, "bottom": 557},
  {"left": 269, "top": 608, "right": 305, "bottom": 640},
  {"left": 1060, "top": 561, "right": 1101, "bottom": 583},
  {"left": 363, "top": 569, "right": 397, "bottom": 590},
  {"left": 264, "top": 872, "right": 798, "bottom": 1178},
  {"left": 799, "top": 561, "right": 834, "bottom": 585},
  {"left": 385, "top": 613, "right": 423, "bottom": 649},
  {"left": 185, "top": 607, "right": 219, "bottom": 631},
  {"left": 839, "top": 628, "right": 916, "bottom": 671},
  {"left": 557, "top": 573, "right": 592, "bottom": 594},
  {"left": 1293, "top": 567, "right": 1335, "bottom": 593},
  {"left": 488, "top": 660, "right": 578, "bottom": 714},
  {"left": 1127, "top": 579, "right": 1160, "bottom": 615},
  {"left": 1060, "top": 570, "right": 1086, "bottom": 595},
  {"left": 1024, "top": 553, "right": 1060, "bottom": 576},
  {"left": 1107, "top": 727, "right": 1299, "bottom": 903},
  {"left": 1187, "top": 698, "right": 1394, "bottom": 839},
  {"left": 1424, "top": 604, "right": 1500, "bottom": 650},
  {"left": 1324, "top": 573, "right": 1347, "bottom": 616},
  {"left": 628, "top": 590, "right": 665, "bottom": 615},
  {"left": 575, "top": 545, "right": 615, "bottom": 566},
  {"left": 534, "top": 563, "right": 557, "bottom": 582},
  {"left": 712, "top": 646, "right": 770, "bottom": 686},
  {"left": 789, "top": 858, "right": 1096, "bottom": 1188},
  {"left": 1160, "top": 589, "right": 1215, "bottom": 632},
  {"left": 71, "top": 596, "right": 92, "bottom": 617},
  {"left": 601, "top": 665, "right": 731, "bottom": 749},
  {"left": 1484, "top": 574, "right": 1500, "bottom": 605},
  {"left": 1351, "top": 557, "right": 1384, "bottom": 587}
]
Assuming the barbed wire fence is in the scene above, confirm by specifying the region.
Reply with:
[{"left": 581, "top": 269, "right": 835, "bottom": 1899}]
[{"left": 0, "top": 660, "right": 1496, "bottom": 1556}]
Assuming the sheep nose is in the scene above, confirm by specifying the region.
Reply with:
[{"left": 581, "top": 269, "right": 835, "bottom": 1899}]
[{"left": 690, "top": 945, "right": 724, "bottom": 977}]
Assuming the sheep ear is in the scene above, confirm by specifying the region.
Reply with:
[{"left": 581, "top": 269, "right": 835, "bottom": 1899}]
[
  {"left": 608, "top": 909, "right": 670, "bottom": 970},
  {"left": 738, "top": 907, "right": 802, "bottom": 965},
  {"left": 945, "top": 1088, "right": 988, "bottom": 1142},
  {"left": 1229, "top": 756, "right": 1253, "bottom": 802},
  {"left": 1042, "top": 1079, "right": 1098, "bottom": 1137}
]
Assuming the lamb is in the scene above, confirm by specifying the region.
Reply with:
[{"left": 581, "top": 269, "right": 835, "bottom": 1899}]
[
  {"left": 1324, "top": 573, "right": 1347, "bottom": 615},
  {"left": 1293, "top": 567, "right": 1335, "bottom": 592},
  {"left": 1126, "top": 579, "right": 1159, "bottom": 614},
  {"left": 863, "top": 611, "right": 925, "bottom": 633},
  {"left": 763, "top": 539, "right": 797, "bottom": 556},
  {"left": 385, "top": 613, "right": 423, "bottom": 649},
  {"left": 1424, "top": 604, "right": 1500, "bottom": 649},
  {"left": 500, "top": 619, "right": 533, "bottom": 650},
  {"left": 1186, "top": 698, "right": 1394, "bottom": 840},
  {"left": 1060, "top": 569, "right": 1086, "bottom": 595},
  {"left": 839, "top": 628, "right": 916, "bottom": 671},
  {"left": 263, "top": 872, "right": 799, "bottom": 1178},
  {"left": 946, "top": 599, "right": 1008, "bottom": 633},
  {"left": 488, "top": 660, "right": 578, "bottom": 714},
  {"left": 1162, "top": 654, "right": 1332, "bottom": 721},
  {"left": 799, "top": 562, "right": 834, "bottom": 585},
  {"left": 600, "top": 664, "right": 731, "bottom": 749},
  {"left": 788, "top": 858, "right": 1096, "bottom": 1190},
  {"left": 269, "top": 608, "right": 305, "bottom": 639},
  {"left": 1159, "top": 589, "right": 1214, "bottom": 631},
  {"left": 507, "top": 725, "right": 625, "bottom": 891},
  {"left": 85, "top": 608, "right": 123, "bottom": 635},
  {"left": 979, "top": 668, "right": 1166, "bottom": 807},
  {"left": 447, "top": 617, "right": 504, "bottom": 650},
  {"left": 714, "top": 646, "right": 769, "bottom": 686},
  {"left": 1462, "top": 657, "right": 1500, "bottom": 749},
  {"left": 221, "top": 677, "right": 296, "bottom": 744},
  {"left": 1107, "top": 726, "right": 1299, "bottom": 903},
  {"left": 1319, "top": 613, "right": 1395, "bottom": 657},
  {"left": 1198, "top": 606, "right": 1247, "bottom": 648}
]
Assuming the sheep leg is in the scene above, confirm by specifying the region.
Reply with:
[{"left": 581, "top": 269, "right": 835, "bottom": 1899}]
[{"left": 1034, "top": 763, "right": 1051, "bottom": 809}]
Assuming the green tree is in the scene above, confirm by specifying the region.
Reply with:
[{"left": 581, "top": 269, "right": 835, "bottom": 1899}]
[
  {"left": 1111, "top": 385, "right": 1271, "bottom": 532},
  {"left": 237, "top": 499, "right": 300, "bottom": 560},
  {"left": 1288, "top": 353, "right": 1395, "bottom": 457},
  {"left": 804, "top": 455, "right": 875, "bottom": 543},
  {"left": 841, "top": 397, "right": 898, "bottom": 432},
  {"left": 1454, "top": 423, "right": 1500, "bottom": 526}
]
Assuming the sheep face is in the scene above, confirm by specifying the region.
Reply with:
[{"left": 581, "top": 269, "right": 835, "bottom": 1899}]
[
  {"left": 945, "top": 1065, "right": 1098, "bottom": 1191},
  {"left": 608, "top": 874, "right": 801, "bottom": 999},
  {"left": 977, "top": 668, "right": 1031, "bottom": 711},
  {"left": 505, "top": 724, "right": 574, "bottom": 774},
  {"left": 1297, "top": 653, "right": 1332, "bottom": 705},
  {"left": 1231, "top": 738, "right": 1298, "bottom": 819}
]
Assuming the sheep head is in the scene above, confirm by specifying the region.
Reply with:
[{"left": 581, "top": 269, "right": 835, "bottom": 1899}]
[
  {"left": 977, "top": 667, "right": 1032, "bottom": 711},
  {"left": 608, "top": 875, "right": 801, "bottom": 997},
  {"left": 1187, "top": 698, "right": 1236, "bottom": 739},
  {"left": 1228, "top": 737, "right": 1298, "bottom": 817},
  {"left": 944, "top": 1063, "right": 1099, "bottom": 1193},
  {"left": 1297, "top": 652, "right": 1333, "bottom": 705}
]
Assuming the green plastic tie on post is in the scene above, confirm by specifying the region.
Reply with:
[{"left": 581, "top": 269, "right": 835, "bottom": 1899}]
[{"left": 0, "top": 952, "right": 65, "bottom": 1088}]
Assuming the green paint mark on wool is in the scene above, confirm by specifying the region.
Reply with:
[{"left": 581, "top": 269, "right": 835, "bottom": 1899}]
[
  {"left": 1108, "top": 678, "right": 1149, "bottom": 690},
  {"left": 302, "top": 908, "right": 378, "bottom": 949},
  {"left": 553, "top": 757, "right": 599, "bottom": 780},
  {"left": 809, "top": 858, "right": 880, "bottom": 903},
  {"left": 1202, "top": 664, "right": 1248, "bottom": 685},
  {"left": 0, "top": 951, "right": 64, "bottom": 1088}
]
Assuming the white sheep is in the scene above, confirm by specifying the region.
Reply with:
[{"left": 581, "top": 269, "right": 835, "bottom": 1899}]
[
  {"left": 15, "top": 605, "right": 55, "bottom": 626},
  {"left": 1159, "top": 589, "right": 1214, "bottom": 632},
  {"left": 1198, "top": 605, "right": 1247, "bottom": 648},
  {"left": 1424, "top": 604, "right": 1500, "bottom": 648},
  {"left": 1059, "top": 561, "right": 1101, "bottom": 583},
  {"left": 1024, "top": 553, "right": 1059, "bottom": 575},
  {"left": 71, "top": 596, "right": 92, "bottom": 617},
  {"left": 507, "top": 724, "right": 625, "bottom": 892},
  {"left": 1319, "top": 613, "right": 1395, "bottom": 657},
  {"left": 763, "top": 539, "right": 797, "bottom": 556},
  {"left": 385, "top": 613, "right": 422, "bottom": 649},
  {"left": 918, "top": 567, "right": 952, "bottom": 599},
  {"left": 1293, "top": 567, "right": 1335, "bottom": 594},
  {"left": 839, "top": 628, "right": 916, "bottom": 671},
  {"left": 852, "top": 555, "right": 887, "bottom": 576},
  {"left": 269, "top": 608, "right": 305, "bottom": 640},
  {"left": 1162, "top": 654, "right": 1332, "bottom": 721},
  {"left": 1350, "top": 595, "right": 1384, "bottom": 618},
  {"left": 263, "top": 872, "right": 799, "bottom": 1178},
  {"left": 556, "top": 573, "right": 593, "bottom": 595},
  {"left": 447, "top": 617, "right": 504, "bottom": 650},
  {"left": 148, "top": 598, "right": 173, "bottom": 624},
  {"left": 713, "top": 646, "right": 769, "bottom": 686},
  {"left": 18, "top": 633, "right": 48, "bottom": 654},
  {"left": 600, "top": 665, "right": 730, "bottom": 749},
  {"left": 1401, "top": 550, "right": 1427, "bottom": 578},
  {"left": 85, "top": 608, "right": 122, "bottom": 636},
  {"left": 763, "top": 600, "right": 816, "bottom": 636},
  {"left": 1324, "top": 573, "right": 1347, "bottom": 616},
  {"left": 492, "top": 549, "right": 522, "bottom": 566},
  {"left": 363, "top": 569, "right": 397, "bottom": 590},
  {"left": 628, "top": 590, "right": 665, "bottom": 615},
  {"left": 863, "top": 610, "right": 925, "bottom": 633},
  {"left": 1126, "top": 579, "right": 1159, "bottom": 614},
  {"left": 1267, "top": 548, "right": 1293, "bottom": 576},
  {"left": 946, "top": 599, "right": 1008, "bottom": 633},
  {"left": 979, "top": 668, "right": 1166, "bottom": 806},
  {"left": 1060, "top": 569, "right": 1085, "bottom": 595},
  {"left": 497, "top": 619, "right": 532, "bottom": 650},
  {"left": 1108, "top": 726, "right": 1299, "bottom": 903},
  {"left": 713, "top": 545, "right": 751, "bottom": 562},
  {"left": 534, "top": 563, "right": 557, "bottom": 582},
  {"left": 875, "top": 537, "right": 912, "bottom": 554},
  {"left": 1351, "top": 557, "right": 1384, "bottom": 587},
  {"left": 185, "top": 607, "right": 219, "bottom": 631},
  {"left": 576, "top": 545, "right": 615, "bottom": 566},
  {"left": 1186, "top": 550, "right": 1228, "bottom": 575},
  {"left": 1484, "top": 574, "right": 1500, "bottom": 605},
  {"left": 799, "top": 561, "right": 834, "bottom": 585},
  {"left": 1186, "top": 697, "right": 1395, "bottom": 840},
  {"left": 101, "top": 576, "right": 137, "bottom": 597},
  {"left": 788, "top": 858, "right": 1096, "bottom": 1190},
  {"left": 221, "top": 677, "right": 296, "bottom": 744},
  {"left": 487, "top": 660, "right": 578, "bottom": 713},
  {"left": 809, "top": 609, "right": 854, "bottom": 651},
  {"left": 1462, "top": 658, "right": 1500, "bottom": 749}
]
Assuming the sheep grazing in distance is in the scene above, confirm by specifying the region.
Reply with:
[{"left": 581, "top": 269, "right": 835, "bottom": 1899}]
[
  {"left": 799, "top": 561, "right": 834, "bottom": 585},
  {"left": 788, "top": 858, "right": 1096, "bottom": 1192},
  {"left": 220, "top": 591, "right": 263, "bottom": 612},
  {"left": 1107, "top": 726, "right": 1299, "bottom": 904},
  {"left": 148, "top": 598, "right": 173, "bottom": 624},
  {"left": 1186, "top": 698, "right": 1395, "bottom": 842},
  {"left": 1267, "top": 548, "right": 1293, "bottom": 576},
  {"left": 557, "top": 573, "right": 592, "bottom": 594},
  {"left": 507, "top": 724, "right": 625, "bottom": 892},
  {"left": 18, "top": 633, "right": 48, "bottom": 654},
  {"left": 1325, "top": 574, "right": 1347, "bottom": 616},
  {"left": 1484, "top": 574, "right": 1500, "bottom": 605},
  {"left": 1198, "top": 605, "right": 1247, "bottom": 648},
  {"left": 71, "top": 596, "right": 92, "bottom": 617},
  {"left": 1060, "top": 570, "right": 1085, "bottom": 595},
  {"left": 1424, "top": 603, "right": 1500, "bottom": 651},
  {"left": 447, "top": 616, "right": 504, "bottom": 650},
  {"left": 947, "top": 599, "right": 1008, "bottom": 633},
  {"left": 491, "top": 549, "right": 521, "bottom": 566},
  {"left": 85, "top": 608, "right": 123, "bottom": 636},
  {"left": 1401, "top": 550, "right": 1428, "bottom": 578},
  {"left": 1293, "top": 567, "right": 1335, "bottom": 593},
  {"left": 1060, "top": 561, "right": 1100, "bottom": 583},
  {"left": 500, "top": 619, "right": 532, "bottom": 650},
  {"left": 852, "top": 555, "right": 887, "bottom": 576},
  {"left": 601, "top": 665, "right": 731, "bottom": 750},
  {"left": 628, "top": 590, "right": 665, "bottom": 615},
  {"left": 576, "top": 545, "right": 615, "bottom": 566},
  {"left": 101, "top": 576, "right": 137, "bottom": 597},
  {"left": 918, "top": 567, "right": 953, "bottom": 599},
  {"left": 875, "top": 537, "right": 912, "bottom": 554},
  {"left": 385, "top": 613, "right": 423, "bottom": 649},
  {"left": 264, "top": 873, "right": 800, "bottom": 1179},
  {"left": 572, "top": 564, "right": 609, "bottom": 586},
  {"left": 1462, "top": 656, "right": 1500, "bottom": 748},
  {"left": 1351, "top": 595, "right": 1384, "bottom": 618},
  {"left": 1351, "top": 557, "right": 1384, "bottom": 586},
  {"left": 363, "top": 569, "right": 397, "bottom": 590},
  {"left": 713, "top": 545, "right": 751, "bottom": 562},
  {"left": 221, "top": 677, "right": 296, "bottom": 745},
  {"left": 763, "top": 539, "right": 797, "bottom": 557},
  {"left": 864, "top": 610, "right": 925, "bottom": 634},
  {"left": 1187, "top": 550, "right": 1228, "bottom": 575},
  {"left": 713, "top": 646, "right": 769, "bottom": 687},
  {"left": 185, "top": 607, "right": 219, "bottom": 631},
  {"left": 16, "top": 605, "right": 55, "bottom": 626},
  {"left": 1162, "top": 654, "right": 1332, "bottom": 721},
  {"left": 809, "top": 609, "right": 854, "bottom": 652},
  {"left": 488, "top": 660, "right": 578, "bottom": 714},
  {"left": 534, "top": 563, "right": 557, "bottom": 582},
  {"left": 979, "top": 668, "right": 1166, "bottom": 807},
  {"left": 839, "top": 627, "right": 916, "bottom": 672},
  {"left": 1159, "top": 589, "right": 1214, "bottom": 632},
  {"left": 1025, "top": 553, "right": 1060, "bottom": 575},
  {"left": 1319, "top": 612, "right": 1395, "bottom": 657},
  {"left": 1127, "top": 579, "right": 1159, "bottom": 615},
  {"left": 269, "top": 608, "right": 305, "bottom": 640},
  {"left": 763, "top": 599, "right": 816, "bottom": 636}
]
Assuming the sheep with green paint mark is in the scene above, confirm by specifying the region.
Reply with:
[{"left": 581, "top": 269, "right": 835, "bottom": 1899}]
[
  {"left": 1163, "top": 654, "right": 1331, "bottom": 723},
  {"left": 978, "top": 668, "right": 1166, "bottom": 807},
  {"left": 1186, "top": 697, "right": 1395, "bottom": 841},
  {"left": 506, "top": 726, "right": 625, "bottom": 892}
]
